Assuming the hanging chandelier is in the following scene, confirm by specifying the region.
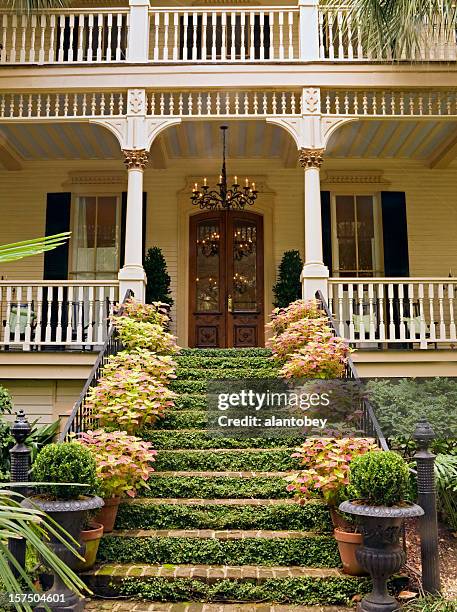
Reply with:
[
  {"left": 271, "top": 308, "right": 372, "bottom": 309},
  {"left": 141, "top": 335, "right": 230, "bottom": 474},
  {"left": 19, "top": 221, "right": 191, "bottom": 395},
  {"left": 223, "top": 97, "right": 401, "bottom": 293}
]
[{"left": 191, "top": 125, "right": 258, "bottom": 210}]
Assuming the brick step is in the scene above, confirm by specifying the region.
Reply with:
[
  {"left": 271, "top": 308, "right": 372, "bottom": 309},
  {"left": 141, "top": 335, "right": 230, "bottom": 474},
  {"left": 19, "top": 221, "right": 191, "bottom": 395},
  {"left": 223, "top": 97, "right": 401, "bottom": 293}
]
[
  {"left": 140, "top": 429, "right": 303, "bottom": 450},
  {"left": 83, "top": 563, "right": 365, "bottom": 605},
  {"left": 145, "top": 473, "right": 292, "bottom": 500},
  {"left": 179, "top": 348, "right": 272, "bottom": 358},
  {"left": 97, "top": 529, "right": 340, "bottom": 568},
  {"left": 87, "top": 602, "right": 352, "bottom": 612},
  {"left": 115, "top": 498, "right": 331, "bottom": 532},
  {"left": 154, "top": 447, "right": 299, "bottom": 471}
]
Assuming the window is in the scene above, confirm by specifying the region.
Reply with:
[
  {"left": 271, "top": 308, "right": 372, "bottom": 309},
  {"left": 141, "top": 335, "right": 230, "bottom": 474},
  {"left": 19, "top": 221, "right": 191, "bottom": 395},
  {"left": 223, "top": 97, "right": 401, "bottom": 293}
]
[
  {"left": 331, "top": 194, "right": 383, "bottom": 277},
  {"left": 70, "top": 195, "right": 121, "bottom": 280}
]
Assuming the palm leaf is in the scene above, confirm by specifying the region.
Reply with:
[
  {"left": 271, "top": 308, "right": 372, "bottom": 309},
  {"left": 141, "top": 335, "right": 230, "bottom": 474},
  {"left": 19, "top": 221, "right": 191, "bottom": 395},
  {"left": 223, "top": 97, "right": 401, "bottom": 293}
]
[
  {"left": 6, "top": 0, "right": 68, "bottom": 14},
  {"left": 0, "top": 232, "right": 70, "bottom": 263}
]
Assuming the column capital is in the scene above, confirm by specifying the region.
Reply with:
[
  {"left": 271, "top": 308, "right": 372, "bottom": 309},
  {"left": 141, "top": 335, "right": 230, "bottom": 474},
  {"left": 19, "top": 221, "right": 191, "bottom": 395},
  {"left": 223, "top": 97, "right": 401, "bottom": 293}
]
[
  {"left": 299, "top": 147, "right": 325, "bottom": 169},
  {"left": 123, "top": 149, "right": 149, "bottom": 170}
]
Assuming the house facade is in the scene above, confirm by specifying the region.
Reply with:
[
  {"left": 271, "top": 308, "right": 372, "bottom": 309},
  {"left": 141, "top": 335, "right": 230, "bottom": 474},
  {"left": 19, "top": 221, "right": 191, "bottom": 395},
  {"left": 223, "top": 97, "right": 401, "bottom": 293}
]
[{"left": 2, "top": 0, "right": 457, "bottom": 422}]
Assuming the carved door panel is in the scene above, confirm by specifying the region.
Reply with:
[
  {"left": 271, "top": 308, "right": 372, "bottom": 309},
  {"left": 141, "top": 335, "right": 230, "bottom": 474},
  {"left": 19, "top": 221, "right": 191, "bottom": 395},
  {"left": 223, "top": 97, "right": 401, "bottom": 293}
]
[{"left": 189, "top": 211, "right": 264, "bottom": 348}]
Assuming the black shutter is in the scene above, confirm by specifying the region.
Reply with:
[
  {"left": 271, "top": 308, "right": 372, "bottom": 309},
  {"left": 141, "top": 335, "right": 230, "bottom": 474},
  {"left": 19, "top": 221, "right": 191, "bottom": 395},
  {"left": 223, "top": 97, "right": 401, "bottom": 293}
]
[
  {"left": 120, "top": 192, "right": 147, "bottom": 267},
  {"left": 43, "top": 193, "right": 71, "bottom": 280},
  {"left": 381, "top": 191, "right": 409, "bottom": 276},
  {"left": 321, "top": 191, "right": 332, "bottom": 274}
]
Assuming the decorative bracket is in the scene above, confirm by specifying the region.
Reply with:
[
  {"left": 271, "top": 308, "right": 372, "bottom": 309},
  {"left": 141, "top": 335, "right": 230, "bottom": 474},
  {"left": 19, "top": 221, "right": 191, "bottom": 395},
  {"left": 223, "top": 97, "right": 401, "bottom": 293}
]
[{"left": 89, "top": 116, "right": 182, "bottom": 151}]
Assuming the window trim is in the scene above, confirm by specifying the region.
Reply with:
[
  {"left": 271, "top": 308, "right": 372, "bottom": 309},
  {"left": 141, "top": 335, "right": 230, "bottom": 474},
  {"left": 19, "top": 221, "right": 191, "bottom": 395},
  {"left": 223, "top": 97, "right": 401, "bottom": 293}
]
[
  {"left": 330, "top": 192, "right": 384, "bottom": 278},
  {"left": 69, "top": 193, "right": 121, "bottom": 280}
]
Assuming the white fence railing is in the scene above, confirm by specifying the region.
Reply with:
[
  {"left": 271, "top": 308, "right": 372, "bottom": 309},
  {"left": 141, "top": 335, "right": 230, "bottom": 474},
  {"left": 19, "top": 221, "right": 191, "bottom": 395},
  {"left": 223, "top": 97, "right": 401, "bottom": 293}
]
[
  {"left": 0, "top": 281, "right": 119, "bottom": 351},
  {"left": 328, "top": 278, "right": 457, "bottom": 348}
]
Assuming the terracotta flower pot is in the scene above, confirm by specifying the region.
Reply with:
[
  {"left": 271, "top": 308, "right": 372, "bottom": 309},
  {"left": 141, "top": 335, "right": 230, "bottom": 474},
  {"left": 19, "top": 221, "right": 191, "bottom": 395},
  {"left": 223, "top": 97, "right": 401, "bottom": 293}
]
[
  {"left": 94, "top": 496, "right": 121, "bottom": 533},
  {"left": 76, "top": 522, "right": 104, "bottom": 572},
  {"left": 334, "top": 528, "right": 367, "bottom": 576}
]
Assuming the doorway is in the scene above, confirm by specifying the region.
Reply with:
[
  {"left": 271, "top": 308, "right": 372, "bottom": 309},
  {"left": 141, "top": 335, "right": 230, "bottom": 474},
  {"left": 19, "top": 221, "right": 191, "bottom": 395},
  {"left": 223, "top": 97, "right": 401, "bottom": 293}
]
[{"left": 189, "top": 210, "right": 264, "bottom": 348}]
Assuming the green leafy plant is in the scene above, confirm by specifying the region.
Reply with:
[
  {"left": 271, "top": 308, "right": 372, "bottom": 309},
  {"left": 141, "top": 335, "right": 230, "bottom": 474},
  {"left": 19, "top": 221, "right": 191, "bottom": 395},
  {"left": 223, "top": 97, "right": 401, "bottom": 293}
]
[
  {"left": 434, "top": 454, "right": 457, "bottom": 530},
  {"left": 103, "top": 350, "right": 176, "bottom": 384},
  {"left": 86, "top": 367, "right": 175, "bottom": 433},
  {"left": 267, "top": 298, "right": 324, "bottom": 336},
  {"left": 0, "top": 385, "right": 13, "bottom": 414},
  {"left": 280, "top": 337, "right": 351, "bottom": 379},
  {"left": 0, "top": 490, "right": 88, "bottom": 612},
  {"left": 349, "top": 451, "right": 411, "bottom": 507},
  {"left": 74, "top": 429, "right": 156, "bottom": 499},
  {"left": 115, "top": 298, "right": 170, "bottom": 327},
  {"left": 113, "top": 316, "right": 178, "bottom": 354},
  {"left": 403, "top": 595, "right": 457, "bottom": 611},
  {"left": 0, "top": 232, "right": 70, "bottom": 263},
  {"left": 31, "top": 442, "right": 99, "bottom": 501},
  {"left": 272, "top": 250, "right": 303, "bottom": 308},
  {"left": 268, "top": 317, "right": 333, "bottom": 361},
  {"left": 144, "top": 246, "right": 174, "bottom": 306},
  {"left": 285, "top": 438, "right": 379, "bottom": 508}
]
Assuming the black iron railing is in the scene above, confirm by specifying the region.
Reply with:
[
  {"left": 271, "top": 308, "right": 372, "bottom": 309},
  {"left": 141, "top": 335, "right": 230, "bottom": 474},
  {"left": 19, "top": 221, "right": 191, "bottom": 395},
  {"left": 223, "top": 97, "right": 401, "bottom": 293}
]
[
  {"left": 59, "top": 289, "right": 134, "bottom": 441},
  {"left": 316, "top": 290, "right": 389, "bottom": 450}
]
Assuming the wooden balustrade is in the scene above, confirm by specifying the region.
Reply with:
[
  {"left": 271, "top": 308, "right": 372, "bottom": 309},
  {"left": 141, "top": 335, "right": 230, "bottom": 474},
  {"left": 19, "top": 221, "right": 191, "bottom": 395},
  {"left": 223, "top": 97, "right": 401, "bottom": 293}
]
[
  {"left": 328, "top": 278, "right": 457, "bottom": 348},
  {"left": 0, "top": 281, "right": 119, "bottom": 350}
]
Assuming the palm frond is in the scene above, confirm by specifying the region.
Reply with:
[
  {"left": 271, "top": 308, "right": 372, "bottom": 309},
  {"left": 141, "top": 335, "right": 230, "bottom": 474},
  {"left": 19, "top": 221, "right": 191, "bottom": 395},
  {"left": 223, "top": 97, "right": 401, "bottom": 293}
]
[
  {"left": 6, "top": 0, "right": 68, "bottom": 14},
  {"left": 0, "top": 232, "right": 70, "bottom": 263}
]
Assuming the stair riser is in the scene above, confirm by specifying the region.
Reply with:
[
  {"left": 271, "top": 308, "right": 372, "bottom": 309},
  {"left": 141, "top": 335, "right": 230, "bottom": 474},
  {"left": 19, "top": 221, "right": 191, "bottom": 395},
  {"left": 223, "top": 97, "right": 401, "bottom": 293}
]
[
  {"left": 175, "top": 368, "right": 278, "bottom": 381},
  {"left": 115, "top": 502, "right": 332, "bottom": 531},
  {"left": 179, "top": 349, "right": 272, "bottom": 357},
  {"left": 98, "top": 535, "right": 340, "bottom": 568},
  {"left": 84, "top": 575, "right": 369, "bottom": 605},
  {"left": 145, "top": 476, "right": 291, "bottom": 499},
  {"left": 176, "top": 356, "right": 276, "bottom": 369},
  {"left": 154, "top": 448, "right": 298, "bottom": 471},
  {"left": 141, "top": 430, "right": 304, "bottom": 450}
]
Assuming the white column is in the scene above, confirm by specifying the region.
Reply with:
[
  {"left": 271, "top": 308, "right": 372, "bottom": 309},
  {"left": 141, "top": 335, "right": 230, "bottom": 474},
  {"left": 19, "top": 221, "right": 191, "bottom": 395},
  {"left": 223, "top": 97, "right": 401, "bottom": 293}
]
[
  {"left": 127, "top": 0, "right": 150, "bottom": 62},
  {"left": 299, "top": 147, "right": 329, "bottom": 300},
  {"left": 299, "top": 0, "right": 319, "bottom": 60},
  {"left": 118, "top": 149, "right": 149, "bottom": 302}
]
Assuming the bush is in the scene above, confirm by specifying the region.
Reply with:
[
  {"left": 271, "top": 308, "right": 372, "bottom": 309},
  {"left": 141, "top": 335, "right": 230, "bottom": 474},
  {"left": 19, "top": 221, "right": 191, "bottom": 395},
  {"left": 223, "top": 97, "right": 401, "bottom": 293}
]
[
  {"left": 32, "top": 442, "right": 98, "bottom": 500},
  {"left": 115, "top": 298, "right": 170, "bottom": 327},
  {"left": 286, "top": 438, "right": 379, "bottom": 507},
  {"left": 268, "top": 317, "right": 333, "bottom": 361},
  {"left": 103, "top": 350, "right": 176, "bottom": 383},
  {"left": 434, "top": 454, "right": 457, "bottom": 530},
  {"left": 75, "top": 429, "right": 156, "bottom": 499},
  {"left": 403, "top": 595, "right": 457, "bottom": 611},
  {"left": 267, "top": 299, "right": 325, "bottom": 337},
  {"left": 86, "top": 368, "right": 175, "bottom": 433},
  {"left": 280, "top": 338, "right": 351, "bottom": 379},
  {"left": 272, "top": 251, "right": 304, "bottom": 309},
  {"left": 0, "top": 385, "right": 13, "bottom": 414},
  {"left": 349, "top": 451, "right": 411, "bottom": 507},
  {"left": 144, "top": 246, "right": 173, "bottom": 306},
  {"left": 113, "top": 317, "right": 178, "bottom": 354}
]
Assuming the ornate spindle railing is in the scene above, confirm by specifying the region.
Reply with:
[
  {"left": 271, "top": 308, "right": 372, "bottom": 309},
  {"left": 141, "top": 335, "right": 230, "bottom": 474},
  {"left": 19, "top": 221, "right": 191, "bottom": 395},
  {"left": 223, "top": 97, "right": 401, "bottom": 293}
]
[
  {"left": 316, "top": 290, "right": 389, "bottom": 450},
  {"left": 59, "top": 289, "right": 133, "bottom": 441}
]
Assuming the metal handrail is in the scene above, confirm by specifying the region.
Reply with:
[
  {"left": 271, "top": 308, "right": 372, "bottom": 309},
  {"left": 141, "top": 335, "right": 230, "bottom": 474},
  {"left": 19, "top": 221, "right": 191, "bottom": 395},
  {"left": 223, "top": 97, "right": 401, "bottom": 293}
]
[
  {"left": 316, "top": 290, "right": 389, "bottom": 451},
  {"left": 59, "top": 289, "right": 133, "bottom": 442}
]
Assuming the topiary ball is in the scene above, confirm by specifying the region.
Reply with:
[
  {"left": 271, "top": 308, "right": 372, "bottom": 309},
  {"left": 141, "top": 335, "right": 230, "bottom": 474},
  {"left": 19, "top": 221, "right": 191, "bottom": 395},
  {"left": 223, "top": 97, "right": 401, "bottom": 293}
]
[
  {"left": 32, "top": 442, "right": 99, "bottom": 500},
  {"left": 349, "top": 450, "right": 411, "bottom": 507}
]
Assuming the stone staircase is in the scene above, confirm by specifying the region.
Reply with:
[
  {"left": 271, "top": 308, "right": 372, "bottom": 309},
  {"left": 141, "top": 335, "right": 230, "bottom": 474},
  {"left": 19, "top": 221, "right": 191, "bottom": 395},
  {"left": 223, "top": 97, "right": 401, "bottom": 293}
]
[{"left": 83, "top": 348, "right": 368, "bottom": 608}]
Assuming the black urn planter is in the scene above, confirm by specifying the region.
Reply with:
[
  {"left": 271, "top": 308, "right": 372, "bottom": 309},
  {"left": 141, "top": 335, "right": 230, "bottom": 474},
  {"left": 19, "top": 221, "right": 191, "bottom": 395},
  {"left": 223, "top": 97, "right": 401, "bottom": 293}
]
[
  {"left": 24, "top": 495, "right": 103, "bottom": 612},
  {"left": 339, "top": 500, "right": 423, "bottom": 612}
]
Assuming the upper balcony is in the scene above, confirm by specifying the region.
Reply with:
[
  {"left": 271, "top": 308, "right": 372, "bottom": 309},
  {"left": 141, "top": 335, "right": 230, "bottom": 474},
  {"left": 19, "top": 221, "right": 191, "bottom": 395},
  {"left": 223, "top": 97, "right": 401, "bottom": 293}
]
[{"left": 1, "top": 0, "right": 456, "bottom": 69}]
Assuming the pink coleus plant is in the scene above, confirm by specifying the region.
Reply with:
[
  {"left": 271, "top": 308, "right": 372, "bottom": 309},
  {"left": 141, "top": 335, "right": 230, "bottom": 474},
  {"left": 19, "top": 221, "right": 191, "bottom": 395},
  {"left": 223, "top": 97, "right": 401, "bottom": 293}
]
[
  {"left": 280, "top": 336, "right": 352, "bottom": 379},
  {"left": 267, "top": 299, "right": 325, "bottom": 336},
  {"left": 75, "top": 429, "right": 156, "bottom": 498},
  {"left": 103, "top": 350, "right": 176, "bottom": 383},
  {"left": 112, "top": 316, "right": 179, "bottom": 354},
  {"left": 268, "top": 317, "right": 334, "bottom": 361},
  {"left": 114, "top": 298, "right": 170, "bottom": 327}
]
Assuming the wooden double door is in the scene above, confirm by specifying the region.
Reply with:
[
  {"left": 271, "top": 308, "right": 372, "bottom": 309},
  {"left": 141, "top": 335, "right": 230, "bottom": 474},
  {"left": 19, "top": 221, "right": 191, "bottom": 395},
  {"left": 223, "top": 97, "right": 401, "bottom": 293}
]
[{"left": 189, "top": 210, "right": 264, "bottom": 348}]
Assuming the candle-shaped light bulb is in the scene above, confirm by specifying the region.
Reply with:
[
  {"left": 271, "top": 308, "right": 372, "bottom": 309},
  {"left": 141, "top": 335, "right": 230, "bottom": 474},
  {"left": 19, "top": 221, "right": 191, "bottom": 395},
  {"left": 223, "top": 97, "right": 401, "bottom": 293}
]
[
  {"left": 219, "top": 174, "right": 222, "bottom": 183},
  {"left": 234, "top": 175, "right": 238, "bottom": 184},
  {"left": 245, "top": 178, "right": 249, "bottom": 187},
  {"left": 203, "top": 177, "right": 207, "bottom": 186},
  {"left": 252, "top": 182, "right": 256, "bottom": 191},
  {"left": 194, "top": 182, "right": 198, "bottom": 191}
]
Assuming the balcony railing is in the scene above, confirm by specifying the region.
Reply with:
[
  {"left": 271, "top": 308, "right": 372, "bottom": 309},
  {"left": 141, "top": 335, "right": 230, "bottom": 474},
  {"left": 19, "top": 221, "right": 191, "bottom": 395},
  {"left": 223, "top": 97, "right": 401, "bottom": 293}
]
[
  {"left": 0, "top": 281, "right": 119, "bottom": 351},
  {"left": 328, "top": 278, "right": 457, "bottom": 349},
  {"left": 1, "top": 2, "right": 456, "bottom": 66}
]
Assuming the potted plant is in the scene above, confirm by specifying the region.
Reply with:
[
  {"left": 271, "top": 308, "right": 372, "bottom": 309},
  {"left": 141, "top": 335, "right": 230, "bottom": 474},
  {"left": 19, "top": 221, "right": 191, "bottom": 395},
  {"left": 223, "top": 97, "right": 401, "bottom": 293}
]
[
  {"left": 74, "top": 429, "right": 157, "bottom": 533},
  {"left": 76, "top": 516, "right": 104, "bottom": 572},
  {"left": 27, "top": 442, "right": 103, "bottom": 608},
  {"left": 340, "top": 450, "right": 424, "bottom": 612},
  {"left": 286, "top": 437, "right": 379, "bottom": 576}
]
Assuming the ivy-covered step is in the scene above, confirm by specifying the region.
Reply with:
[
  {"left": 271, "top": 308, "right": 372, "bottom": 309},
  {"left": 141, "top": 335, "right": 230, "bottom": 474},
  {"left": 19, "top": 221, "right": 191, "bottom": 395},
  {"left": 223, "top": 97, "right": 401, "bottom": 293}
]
[
  {"left": 97, "top": 529, "right": 341, "bottom": 568},
  {"left": 141, "top": 429, "right": 304, "bottom": 449},
  {"left": 145, "top": 472, "right": 293, "bottom": 499},
  {"left": 179, "top": 348, "right": 272, "bottom": 358},
  {"left": 171, "top": 394, "right": 207, "bottom": 411},
  {"left": 154, "top": 447, "right": 300, "bottom": 471},
  {"left": 115, "top": 498, "right": 332, "bottom": 532},
  {"left": 175, "top": 355, "right": 276, "bottom": 369},
  {"left": 83, "top": 564, "right": 365, "bottom": 605}
]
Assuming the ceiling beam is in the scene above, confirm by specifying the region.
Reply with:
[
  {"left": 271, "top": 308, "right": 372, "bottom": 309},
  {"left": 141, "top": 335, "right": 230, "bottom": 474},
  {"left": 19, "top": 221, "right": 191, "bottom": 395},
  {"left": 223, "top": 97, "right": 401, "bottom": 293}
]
[
  {"left": 0, "top": 134, "right": 23, "bottom": 171},
  {"left": 428, "top": 128, "right": 457, "bottom": 169}
]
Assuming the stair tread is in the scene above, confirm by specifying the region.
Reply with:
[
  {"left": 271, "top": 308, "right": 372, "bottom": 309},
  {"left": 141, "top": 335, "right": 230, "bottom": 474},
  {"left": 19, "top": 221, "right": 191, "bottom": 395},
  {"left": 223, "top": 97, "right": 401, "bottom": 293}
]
[
  {"left": 106, "top": 529, "right": 329, "bottom": 539},
  {"left": 151, "top": 471, "right": 292, "bottom": 478},
  {"left": 86, "top": 600, "right": 351, "bottom": 612},
  {"left": 84, "top": 563, "right": 345, "bottom": 579},
  {"left": 121, "top": 498, "right": 298, "bottom": 506}
]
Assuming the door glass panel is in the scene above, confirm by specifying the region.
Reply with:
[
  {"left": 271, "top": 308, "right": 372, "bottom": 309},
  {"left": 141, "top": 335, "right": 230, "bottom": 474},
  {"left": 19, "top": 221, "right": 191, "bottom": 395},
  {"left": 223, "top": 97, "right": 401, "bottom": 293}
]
[
  {"left": 336, "top": 195, "right": 356, "bottom": 276},
  {"left": 232, "top": 220, "right": 257, "bottom": 311},
  {"left": 196, "top": 221, "right": 220, "bottom": 312}
]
